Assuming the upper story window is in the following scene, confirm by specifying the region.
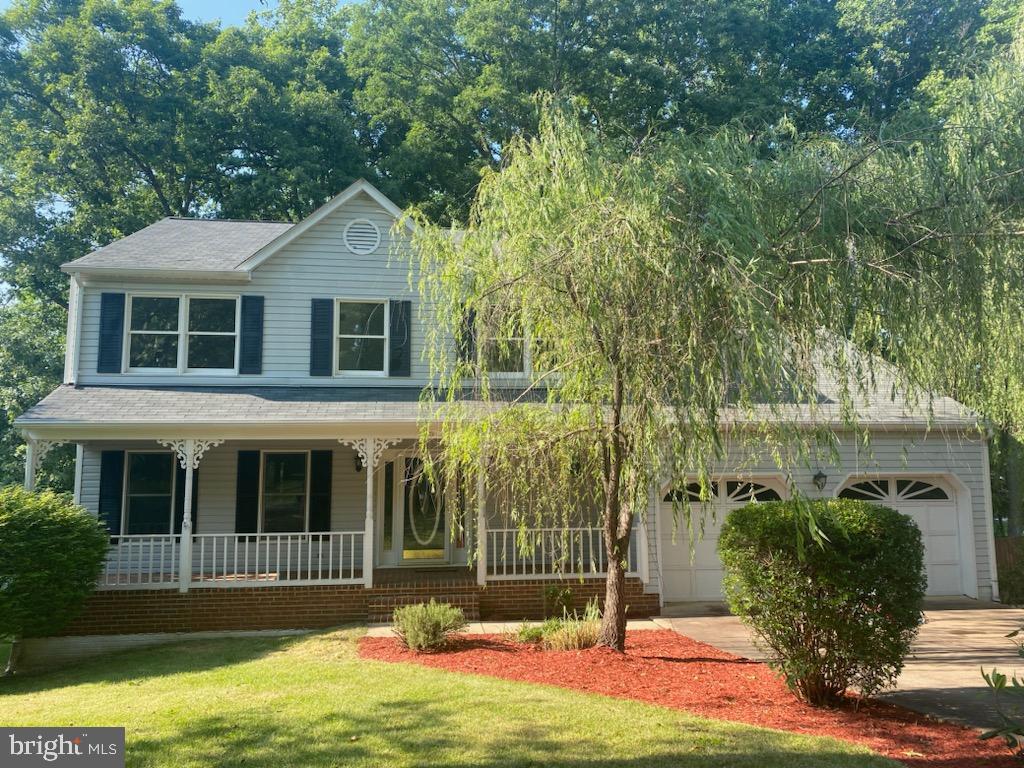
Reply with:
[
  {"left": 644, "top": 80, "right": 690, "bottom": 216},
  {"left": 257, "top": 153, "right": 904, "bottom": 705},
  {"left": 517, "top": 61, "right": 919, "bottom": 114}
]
[
  {"left": 128, "top": 297, "right": 180, "bottom": 369},
  {"left": 126, "top": 294, "right": 238, "bottom": 373},
  {"left": 337, "top": 300, "right": 388, "bottom": 374},
  {"left": 479, "top": 315, "right": 529, "bottom": 375}
]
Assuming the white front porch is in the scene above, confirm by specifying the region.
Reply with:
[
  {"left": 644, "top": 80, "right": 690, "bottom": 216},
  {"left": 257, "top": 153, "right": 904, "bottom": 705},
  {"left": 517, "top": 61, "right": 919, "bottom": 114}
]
[{"left": 23, "top": 435, "right": 647, "bottom": 593}]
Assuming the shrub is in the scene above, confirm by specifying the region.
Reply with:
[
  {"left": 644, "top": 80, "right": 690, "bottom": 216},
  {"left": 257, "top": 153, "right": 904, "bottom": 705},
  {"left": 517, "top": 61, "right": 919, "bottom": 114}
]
[
  {"left": 392, "top": 599, "right": 468, "bottom": 651},
  {"left": 719, "top": 499, "right": 926, "bottom": 705},
  {"left": 0, "top": 486, "right": 109, "bottom": 673},
  {"left": 981, "top": 624, "right": 1024, "bottom": 754},
  {"left": 544, "top": 585, "right": 574, "bottom": 618},
  {"left": 541, "top": 599, "right": 601, "bottom": 651}
]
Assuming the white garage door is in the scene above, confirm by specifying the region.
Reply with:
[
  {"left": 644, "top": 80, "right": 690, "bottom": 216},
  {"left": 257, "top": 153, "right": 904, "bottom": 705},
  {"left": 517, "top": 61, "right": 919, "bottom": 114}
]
[
  {"left": 837, "top": 478, "right": 962, "bottom": 596},
  {"left": 659, "top": 480, "right": 786, "bottom": 601}
]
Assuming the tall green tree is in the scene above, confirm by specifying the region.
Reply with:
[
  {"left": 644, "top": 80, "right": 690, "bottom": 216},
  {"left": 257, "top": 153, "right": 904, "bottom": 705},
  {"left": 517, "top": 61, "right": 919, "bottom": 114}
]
[
  {"left": 346, "top": 0, "right": 1020, "bottom": 219},
  {"left": 409, "top": 83, "right": 1024, "bottom": 648}
]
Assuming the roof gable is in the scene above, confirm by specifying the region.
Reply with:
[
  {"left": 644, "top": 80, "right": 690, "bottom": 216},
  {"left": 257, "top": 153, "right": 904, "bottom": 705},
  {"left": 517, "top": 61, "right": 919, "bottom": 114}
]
[{"left": 236, "top": 179, "right": 411, "bottom": 272}]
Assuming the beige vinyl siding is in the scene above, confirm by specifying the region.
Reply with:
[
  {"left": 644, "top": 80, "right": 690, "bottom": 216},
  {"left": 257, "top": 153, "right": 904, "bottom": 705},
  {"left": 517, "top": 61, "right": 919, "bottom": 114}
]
[{"left": 75, "top": 192, "right": 436, "bottom": 386}]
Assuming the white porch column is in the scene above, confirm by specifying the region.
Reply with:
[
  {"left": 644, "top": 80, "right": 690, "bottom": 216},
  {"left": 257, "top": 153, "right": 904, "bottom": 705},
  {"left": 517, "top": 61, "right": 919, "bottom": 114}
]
[
  {"left": 341, "top": 438, "right": 399, "bottom": 589},
  {"left": 158, "top": 438, "right": 224, "bottom": 593},
  {"left": 476, "top": 463, "right": 487, "bottom": 586},
  {"left": 638, "top": 487, "right": 653, "bottom": 584},
  {"left": 23, "top": 438, "right": 66, "bottom": 491}
]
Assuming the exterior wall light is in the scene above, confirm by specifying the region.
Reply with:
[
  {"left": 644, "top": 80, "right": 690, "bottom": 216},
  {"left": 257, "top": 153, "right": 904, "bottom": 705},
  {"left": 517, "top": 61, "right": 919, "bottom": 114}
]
[{"left": 813, "top": 471, "right": 828, "bottom": 491}]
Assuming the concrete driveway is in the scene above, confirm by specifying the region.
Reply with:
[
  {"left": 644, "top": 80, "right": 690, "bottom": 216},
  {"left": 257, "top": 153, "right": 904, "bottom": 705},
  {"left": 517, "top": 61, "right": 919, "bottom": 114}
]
[{"left": 653, "top": 598, "right": 1024, "bottom": 729}]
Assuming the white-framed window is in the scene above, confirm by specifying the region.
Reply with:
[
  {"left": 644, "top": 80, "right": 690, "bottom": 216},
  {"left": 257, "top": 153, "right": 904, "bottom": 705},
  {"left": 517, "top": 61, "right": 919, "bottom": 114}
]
[
  {"left": 479, "top": 314, "right": 531, "bottom": 376},
  {"left": 260, "top": 451, "right": 310, "bottom": 533},
  {"left": 336, "top": 299, "right": 388, "bottom": 375},
  {"left": 127, "top": 295, "right": 181, "bottom": 370},
  {"left": 125, "top": 294, "right": 239, "bottom": 374},
  {"left": 122, "top": 451, "right": 177, "bottom": 535}
]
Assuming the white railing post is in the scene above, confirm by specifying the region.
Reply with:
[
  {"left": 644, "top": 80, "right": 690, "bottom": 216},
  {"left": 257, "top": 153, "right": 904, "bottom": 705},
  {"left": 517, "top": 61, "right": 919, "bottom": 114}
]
[
  {"left": 157, "top": 438, "right": 223, "bottom": 594},
  {"left": 340, "top": 437, "right": 399, "bottom": 590},
  {"left": 476, "top": 462, "right": 487, "bottom": 586},
  {"left": 364, "top": 456, "right": 374, "bottom": 588},
  {"left": 23, "top": 439, "right": 35, "bottom": 491}
]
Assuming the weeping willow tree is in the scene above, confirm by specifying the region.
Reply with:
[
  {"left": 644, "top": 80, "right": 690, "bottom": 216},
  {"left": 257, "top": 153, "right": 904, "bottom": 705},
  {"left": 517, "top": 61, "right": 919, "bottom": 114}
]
[{"left": 407, "top": 43, "right": 1024, "bottom": 648}]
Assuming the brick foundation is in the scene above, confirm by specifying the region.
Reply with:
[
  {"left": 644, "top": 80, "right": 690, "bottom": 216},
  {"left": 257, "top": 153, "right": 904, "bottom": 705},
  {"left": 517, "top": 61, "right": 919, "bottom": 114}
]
[
  {"left": 60, "top": 578, "right": 660, "bottom": 636},
  {"left": 479, "top": 578, "right": 660, "bottom": 621}
]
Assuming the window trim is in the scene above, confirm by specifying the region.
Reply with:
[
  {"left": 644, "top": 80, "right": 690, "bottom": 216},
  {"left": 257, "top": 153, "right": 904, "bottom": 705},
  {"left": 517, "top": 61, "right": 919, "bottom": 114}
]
[
  {"left": 123, "top": 292, "right": 240, "bottom": 375},
  {"left": 258, "top": 450, "right": 312, "bottom": 533},
  {"left": 121, "top": 450, "right": 177, "bottom": 535},
  {"left": 481, "top": 331, "right": 531, "bottom": 378},
  {"left": 334, "top": 298, "right": 390, "bottom": 377}
]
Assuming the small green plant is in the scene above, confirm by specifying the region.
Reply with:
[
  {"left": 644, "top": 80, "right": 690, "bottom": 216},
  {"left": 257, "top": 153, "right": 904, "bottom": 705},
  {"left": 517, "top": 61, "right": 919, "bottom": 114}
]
[
  {"left": 0, "top": 486, "right": 109, "bottom": 674},
  {"left": 981, "top": 626, "right": 1024, "bottom": 754},
  {"left": 392, "top": 599, "right": 467, "bottom": 651},
  {"left": 541, "top": 599, "right": 602, "bottom": 651},
  {"left": 719, "top": 499, "right": 926, "bottom": 706},
  {"left": 515, "top": 622, "right": 545, "bottom": 644},
  {"left": 544, "top": 585, "right": 574, "bottom": 618}
]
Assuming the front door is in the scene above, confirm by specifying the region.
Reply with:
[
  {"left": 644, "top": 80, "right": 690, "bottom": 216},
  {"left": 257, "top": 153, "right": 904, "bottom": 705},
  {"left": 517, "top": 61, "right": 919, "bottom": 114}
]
[{"left": 401, "top": 458, "right": 447, "bottom": 562}]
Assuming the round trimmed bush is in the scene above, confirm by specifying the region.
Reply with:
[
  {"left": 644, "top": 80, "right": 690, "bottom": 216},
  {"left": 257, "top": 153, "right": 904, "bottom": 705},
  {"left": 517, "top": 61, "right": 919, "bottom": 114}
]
[
  {"left": 718, "top": 498, "right": 926, "bottom": 705},
  {"left": 0, "top": 486, "right": 108, "bottom": 663}
]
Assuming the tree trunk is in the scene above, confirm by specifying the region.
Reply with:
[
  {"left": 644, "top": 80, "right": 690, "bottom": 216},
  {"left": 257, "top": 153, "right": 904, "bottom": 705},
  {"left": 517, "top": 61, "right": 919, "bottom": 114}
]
[
  {"left": 598, "top": 539, "right": 629, "bottom": 650},
  {"left": 4, "top": 637, "right": 21, "bottom": 677}
]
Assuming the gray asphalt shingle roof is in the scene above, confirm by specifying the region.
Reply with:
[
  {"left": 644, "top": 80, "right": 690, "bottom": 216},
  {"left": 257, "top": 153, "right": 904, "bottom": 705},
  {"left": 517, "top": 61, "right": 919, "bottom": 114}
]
[
  {"left": 63, "top": 218, "right": 293, "bottom": 273},
  {"left": 15, "top": 385, "right": 976, "bottom": 429}
]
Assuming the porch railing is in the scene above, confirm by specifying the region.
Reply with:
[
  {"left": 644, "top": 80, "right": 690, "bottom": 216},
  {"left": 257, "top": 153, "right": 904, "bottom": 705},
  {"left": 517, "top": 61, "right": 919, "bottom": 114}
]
[
  {"left": 192, "top": 532, "right": 363, "bottom": 585},
  {"left": 100, "top": 531, "right": 364, "bottom": 590},
  {"left": 485, "top": 526, "right": 639, "bottom": 580},
  {"left": 101, "top": 534, "right": 180, "bottom": 588}
]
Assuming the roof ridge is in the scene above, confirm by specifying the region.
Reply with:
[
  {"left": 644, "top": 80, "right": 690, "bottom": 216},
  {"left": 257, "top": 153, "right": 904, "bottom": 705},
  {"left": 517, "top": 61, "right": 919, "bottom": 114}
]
[{"left": 165, "top": 217, "right": 293, "bottom": 225}]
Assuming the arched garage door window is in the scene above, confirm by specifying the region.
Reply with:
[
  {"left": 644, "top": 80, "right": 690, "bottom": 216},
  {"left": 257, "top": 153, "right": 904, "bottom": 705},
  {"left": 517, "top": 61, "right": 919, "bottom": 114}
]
[
  {"left": 838, "top": 478, "right": 950, "bottom": 502},
  {"left": 663, "top": 480, "right": 782, "bottom": 504}
]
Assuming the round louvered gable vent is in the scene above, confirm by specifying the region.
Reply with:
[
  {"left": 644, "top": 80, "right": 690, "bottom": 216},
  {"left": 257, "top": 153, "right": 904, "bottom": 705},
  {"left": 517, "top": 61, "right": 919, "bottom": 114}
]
[{"left": 344, "top": 218, "right": 381, "bottom": 255}]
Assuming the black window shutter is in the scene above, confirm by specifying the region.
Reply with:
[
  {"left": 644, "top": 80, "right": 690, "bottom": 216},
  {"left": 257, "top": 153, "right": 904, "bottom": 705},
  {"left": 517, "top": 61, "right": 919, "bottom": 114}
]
[
  {"left": 98, "top": 450, "right": 125, "bottom": 534},
  {"left": 173, "top": 463, "right": 200, "bottom": 534},
  {"left": 308, "top": 450, "right": 333, "bottom": 532},
  {"left": 389, "top": 299, "right": 412, "bottom": 377},
  {"left": 97, "top": 293, "right": 126, "bottom": 373},
  {"left": 235, "top": 450, "right": 261, "bottom": 533},
  {"left": 309, "top": 298, "right": 333, "bottom": 376},
  {"left": 457, "top": 307, "right": 477, "bottom": 363},
  {"left": 239, "top": 295, "right": 265, "bottom": 375}
]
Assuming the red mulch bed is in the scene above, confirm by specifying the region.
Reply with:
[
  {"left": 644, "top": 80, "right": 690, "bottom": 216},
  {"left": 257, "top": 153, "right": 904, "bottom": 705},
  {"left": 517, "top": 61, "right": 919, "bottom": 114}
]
[{"left": 359, "top": 629, "right": 1015, "bottom": 768}]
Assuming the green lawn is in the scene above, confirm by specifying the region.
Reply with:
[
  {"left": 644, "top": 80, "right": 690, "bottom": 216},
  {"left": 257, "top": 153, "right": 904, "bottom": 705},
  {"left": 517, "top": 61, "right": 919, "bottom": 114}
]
[{"left": 0, "top": 628, "right": 898, "bottom": 768}]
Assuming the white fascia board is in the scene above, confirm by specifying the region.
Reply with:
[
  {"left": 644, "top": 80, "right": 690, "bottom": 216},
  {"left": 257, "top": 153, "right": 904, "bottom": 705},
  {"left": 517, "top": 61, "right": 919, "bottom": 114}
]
[
  {"left": 236, "top": 179, "right": 415, "bottom": 273},
  {"left": 63, "top": 267, "right": 251, "bottom": 284}
]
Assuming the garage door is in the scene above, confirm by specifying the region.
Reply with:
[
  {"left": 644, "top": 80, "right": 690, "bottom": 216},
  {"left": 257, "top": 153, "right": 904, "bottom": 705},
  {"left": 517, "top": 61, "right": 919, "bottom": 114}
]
[
  {"left": 837, "top": 477, "right": 962, "bottom": 596},
  {"left": 659, "top": 480, "right": 786, "bottom": 601}
]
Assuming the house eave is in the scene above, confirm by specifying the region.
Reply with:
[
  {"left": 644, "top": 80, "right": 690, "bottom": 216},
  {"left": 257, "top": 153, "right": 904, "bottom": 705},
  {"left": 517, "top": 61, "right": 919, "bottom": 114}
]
[{"left": 62, "top": 265, "right": 252, "bottom": 284}]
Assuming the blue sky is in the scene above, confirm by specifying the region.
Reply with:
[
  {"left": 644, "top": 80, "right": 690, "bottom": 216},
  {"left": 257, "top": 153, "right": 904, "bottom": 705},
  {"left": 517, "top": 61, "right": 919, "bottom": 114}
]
[{"left": 0, "top": 0, "right": 280, "bottom": 27}]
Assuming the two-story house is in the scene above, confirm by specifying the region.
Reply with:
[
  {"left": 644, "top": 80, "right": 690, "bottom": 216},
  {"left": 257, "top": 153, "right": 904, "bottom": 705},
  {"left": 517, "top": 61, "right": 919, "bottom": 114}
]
[{"left": 15, "top": 179, "right": 1000, "bottom": 637}]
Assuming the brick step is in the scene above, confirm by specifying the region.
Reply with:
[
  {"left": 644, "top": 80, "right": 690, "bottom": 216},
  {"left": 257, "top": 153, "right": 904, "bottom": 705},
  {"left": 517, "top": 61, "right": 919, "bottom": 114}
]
[{"left": 367, "top": 592, "right": 481, "bottom": 623}]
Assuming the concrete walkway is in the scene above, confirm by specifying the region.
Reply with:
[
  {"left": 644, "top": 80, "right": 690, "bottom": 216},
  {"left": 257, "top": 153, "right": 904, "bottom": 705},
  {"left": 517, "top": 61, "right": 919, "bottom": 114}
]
[{"left": 654, "top": 599, "right": 1024, "bottom": 729}]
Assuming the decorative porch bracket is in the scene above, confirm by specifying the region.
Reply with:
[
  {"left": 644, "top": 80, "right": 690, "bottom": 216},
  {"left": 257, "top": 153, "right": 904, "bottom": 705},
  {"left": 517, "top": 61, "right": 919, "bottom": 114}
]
[
  {"left": 23, "top": 438, "right": 67, "bottom": 491},
  {"left": 339, "top": 438, "right": 399, "bottom": 588},
  {"left": 156, "top": 438, "right": 224, "bottom": 593}
]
